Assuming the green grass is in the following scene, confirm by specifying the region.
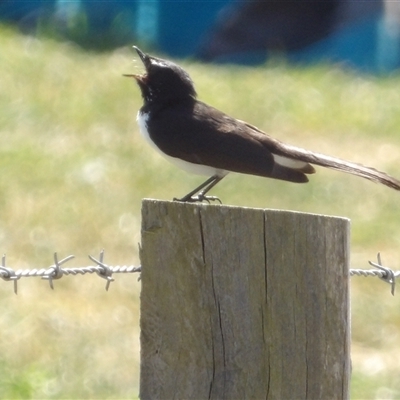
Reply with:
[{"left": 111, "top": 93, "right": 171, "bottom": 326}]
[{"left": 1, "top": 25, "right": 400, "bottom": 398}]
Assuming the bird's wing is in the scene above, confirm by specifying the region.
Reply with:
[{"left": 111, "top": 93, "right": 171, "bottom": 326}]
[{"left": 148, "top": 101, "right": 313, "bottom": 183}]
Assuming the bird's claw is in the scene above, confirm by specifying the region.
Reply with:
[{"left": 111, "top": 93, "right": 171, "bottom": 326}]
[
  {"left": 174, "top": 192, "right": 222, "bottom": 204},
  {"left": 195, "top": 193, "right": 222, "bottom": 204}
]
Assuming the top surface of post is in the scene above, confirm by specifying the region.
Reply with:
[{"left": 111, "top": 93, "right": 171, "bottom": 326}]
[{"left": 141, "top": 198, "right": 350, "bottom": 222}]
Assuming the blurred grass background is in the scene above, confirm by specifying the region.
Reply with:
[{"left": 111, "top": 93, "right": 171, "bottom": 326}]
[{"left": 1, "top": 25, "right": 400, "bottom": 399}]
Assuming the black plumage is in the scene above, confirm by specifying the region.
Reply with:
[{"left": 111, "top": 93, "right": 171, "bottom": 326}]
[{"left": 125, "top": 47, "right": 400, "bottom": 202}]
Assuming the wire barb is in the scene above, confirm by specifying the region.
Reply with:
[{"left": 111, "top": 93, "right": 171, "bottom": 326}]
[
  {"left": 42, "top": 253, "right": 75, "bottom": 290},
  {"left": 367, "top": 252, "right": 396, "bottom": 296},
  {"left": 0, "top": 254, "right": 20, "bottom": 294},
  {"left": 349, "top": 252, "right": 398, "bottom": 296},
  {"left": 88, "top": 250, "right": 115, "bottom": 291}
]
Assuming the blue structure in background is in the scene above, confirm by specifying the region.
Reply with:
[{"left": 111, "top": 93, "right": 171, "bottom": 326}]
[
  {"left": 0, "top": 0, "right": 399, "bottom": 73},
  {"left": 0, "top": 0, "right": 53, "bottom": 28},
  {"left": 156, "top": 1, "right": 230, "bottom": 57},
  {"left": 290, "top": 17, "right": 399, "bottom": 73}
]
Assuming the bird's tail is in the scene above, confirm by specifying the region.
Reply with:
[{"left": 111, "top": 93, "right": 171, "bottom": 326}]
[{"left": 274, "top": 144, "right": 400, "bottom": 191}]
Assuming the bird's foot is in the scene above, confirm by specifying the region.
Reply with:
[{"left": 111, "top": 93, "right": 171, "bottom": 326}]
[{"left": 173, "top": 191, "right": 222, "bottom": 204}]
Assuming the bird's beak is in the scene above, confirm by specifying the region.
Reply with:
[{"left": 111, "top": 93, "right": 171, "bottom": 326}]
[
  {"left": 123, "top": 46, "right": 151, "bottom": 81},
  {"left": 133, "top": 46, "right": 151, "bottom": 69},
  {"left": 133, "top": 46, "right": 146, "bottom": 63},
  {"left": 123, "top": 46, "right": 150, "bottom": 81},
  {"left": 123, "top": 73, "right": 140, "bottom": 79}
]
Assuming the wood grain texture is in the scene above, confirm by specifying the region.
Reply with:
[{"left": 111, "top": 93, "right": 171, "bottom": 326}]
[{"left": 140, "top": 199, "right": 350, "bottom": 400}]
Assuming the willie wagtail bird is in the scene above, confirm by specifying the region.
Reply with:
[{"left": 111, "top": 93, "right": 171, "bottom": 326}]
[{"left": 125, "top": 46, "right": 400, "bottom": 202}]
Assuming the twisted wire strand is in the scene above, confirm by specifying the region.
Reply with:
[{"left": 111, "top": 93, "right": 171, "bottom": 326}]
[
  {"left": 8, "top": 265, "right": 140, "bottom": 278},
  {"left": 0, "top": 252, "right": 397, "bottom": 295},
  {"left": 0, "top": 252, "right": 141, "bottom": 294},
  {"left": 350, "top": 269, "right": 400, "bottom": 278}
]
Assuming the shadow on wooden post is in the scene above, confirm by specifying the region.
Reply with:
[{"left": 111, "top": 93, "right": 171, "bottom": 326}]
[{"left": 140, "top": 199, "right": 350, "bottom": 400}]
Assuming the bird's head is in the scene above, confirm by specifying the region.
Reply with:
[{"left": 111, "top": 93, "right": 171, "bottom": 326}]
[{"left": 124, "top": 46, "right": 197, "bottom": 105}]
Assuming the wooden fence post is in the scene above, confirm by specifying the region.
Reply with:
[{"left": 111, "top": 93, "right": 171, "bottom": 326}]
[{"left": 140, "top": 199, "right": 350, "bottom": 400}]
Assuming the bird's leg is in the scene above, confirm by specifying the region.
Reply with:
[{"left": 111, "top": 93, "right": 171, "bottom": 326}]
[
  {"left": 196, "top": 176, "right": 224, "bottom": 203},
  {"left": 174, "top": 175, "right": 224, "bottom": 203}
]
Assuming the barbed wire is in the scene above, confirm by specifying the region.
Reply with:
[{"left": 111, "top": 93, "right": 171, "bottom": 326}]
[
  {"left": 0, "top": 251, "right": 141, "bottom": 294},
  {"left": 0, "top": 251, "right": 397, "bottom": 295}
]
